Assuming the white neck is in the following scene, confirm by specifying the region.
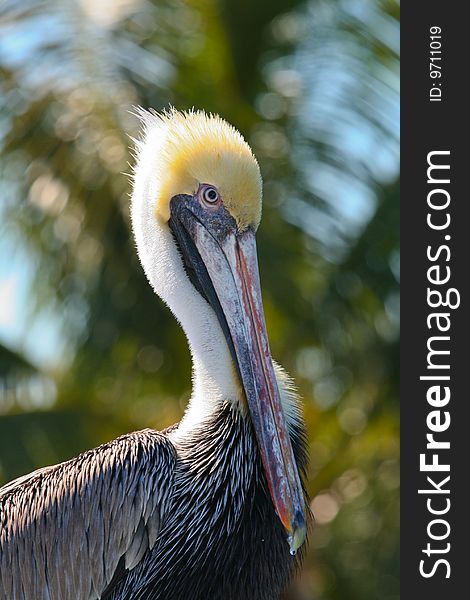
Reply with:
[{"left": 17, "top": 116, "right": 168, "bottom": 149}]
[{"left": 131, "top": 139, "right": 243, "bottom": 436}]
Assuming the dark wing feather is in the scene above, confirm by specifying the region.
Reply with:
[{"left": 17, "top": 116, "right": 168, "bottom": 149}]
[{"left": 0, "top": 429, "right": 175, "bottom": 600}]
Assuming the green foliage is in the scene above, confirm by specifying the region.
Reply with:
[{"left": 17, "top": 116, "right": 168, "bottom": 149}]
[{"left": 0, "top": 1, "right": 399, "bottom": 598}]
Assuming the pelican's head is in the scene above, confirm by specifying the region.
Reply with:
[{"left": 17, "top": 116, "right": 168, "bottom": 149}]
[{"left": 131, "top": 108, "right": 306, "bottom": 553}]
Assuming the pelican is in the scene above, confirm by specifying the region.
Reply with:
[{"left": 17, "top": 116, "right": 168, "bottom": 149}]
[{"left": 0, "top": 109, "right": 308, "bottom": 600}]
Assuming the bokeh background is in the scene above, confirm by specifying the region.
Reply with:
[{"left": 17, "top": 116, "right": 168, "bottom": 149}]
[{"left": 0, "top": 1, "right": 399, "bottom": 598}]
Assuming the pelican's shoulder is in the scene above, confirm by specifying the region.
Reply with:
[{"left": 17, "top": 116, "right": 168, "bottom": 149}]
[{"left": 0, "top": 428, "right": 177, "bottom": 600}]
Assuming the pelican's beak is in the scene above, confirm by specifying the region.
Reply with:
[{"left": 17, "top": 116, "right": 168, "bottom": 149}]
[{"left": 169, "top": 195, "right": 307, "bottom": 554}]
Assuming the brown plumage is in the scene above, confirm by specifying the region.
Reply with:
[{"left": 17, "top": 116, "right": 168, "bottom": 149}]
[
  {"left": 0, "top": 405, "right": 307, "bottom": 600},
  {"left": 0, "top": 430, "right": 175, "bottom": 599}
]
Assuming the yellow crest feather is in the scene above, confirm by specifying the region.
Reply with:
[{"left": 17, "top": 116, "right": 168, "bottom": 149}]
[{"left": 144, "top": 108, "right": 262, "bottom": 230}]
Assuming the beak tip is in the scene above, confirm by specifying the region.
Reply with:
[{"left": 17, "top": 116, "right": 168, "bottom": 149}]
[{"left": 288, "top": 512, "right": 307, "bottom": 555}]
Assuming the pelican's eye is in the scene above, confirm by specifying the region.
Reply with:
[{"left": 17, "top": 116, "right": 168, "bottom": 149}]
[{"left": 199, "top": 184, "right": 220, "bottom": 206}]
